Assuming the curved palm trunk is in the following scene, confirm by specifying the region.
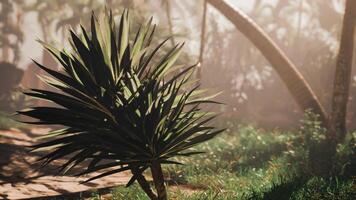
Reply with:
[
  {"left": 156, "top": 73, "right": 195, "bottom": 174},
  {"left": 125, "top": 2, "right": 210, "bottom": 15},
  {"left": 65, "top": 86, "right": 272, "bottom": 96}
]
[
  {"left": 329, "top": 0, "right": 356, "bottom": 142},
  {"left": 207, "top": 0, "right": 328, "bottom": 124}
]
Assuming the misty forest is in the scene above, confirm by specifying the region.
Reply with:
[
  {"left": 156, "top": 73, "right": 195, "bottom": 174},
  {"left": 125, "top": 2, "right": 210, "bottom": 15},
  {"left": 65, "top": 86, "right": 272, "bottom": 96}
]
[{"left": 0, "top": 0, "right": 355, "bottom": 199}]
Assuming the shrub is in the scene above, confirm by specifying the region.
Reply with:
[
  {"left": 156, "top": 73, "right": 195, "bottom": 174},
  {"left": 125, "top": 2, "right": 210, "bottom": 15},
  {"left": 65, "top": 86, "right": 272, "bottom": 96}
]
[
  {"left": 19, "top": 10, "right": 223, "bottom": 200},
  {"left": 290, "top": 177, "right": 355, "bottom": 200},
  {"left": 299, "top": 110, "right": 355, "bottom": 176}
]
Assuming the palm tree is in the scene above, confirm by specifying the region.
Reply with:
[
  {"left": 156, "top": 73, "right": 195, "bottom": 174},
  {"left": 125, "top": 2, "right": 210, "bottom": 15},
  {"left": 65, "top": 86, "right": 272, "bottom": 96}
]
[
  {"left": 206, "top": 0, "right": 328, "bottom": 124},
  {"left": 19, "top": 10, "right": 223, "bottom": 200}
]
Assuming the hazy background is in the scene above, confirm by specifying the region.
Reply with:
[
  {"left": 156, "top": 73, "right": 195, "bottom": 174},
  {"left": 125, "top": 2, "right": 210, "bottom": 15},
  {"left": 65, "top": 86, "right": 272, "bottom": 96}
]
[{"left": 1, "top": 0, "right": 355, "bottom": 130}]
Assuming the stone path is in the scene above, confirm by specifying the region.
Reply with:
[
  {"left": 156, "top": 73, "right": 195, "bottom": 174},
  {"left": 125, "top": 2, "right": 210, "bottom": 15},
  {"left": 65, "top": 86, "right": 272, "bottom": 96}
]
[{"left": 0, "top": 128, "right": 131, "bottom": 199}]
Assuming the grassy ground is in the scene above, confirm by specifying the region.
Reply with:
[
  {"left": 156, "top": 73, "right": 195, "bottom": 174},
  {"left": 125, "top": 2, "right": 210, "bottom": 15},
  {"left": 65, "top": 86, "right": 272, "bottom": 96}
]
[{"left": 84, "top": 125, "right": 354, "bottom": 200}]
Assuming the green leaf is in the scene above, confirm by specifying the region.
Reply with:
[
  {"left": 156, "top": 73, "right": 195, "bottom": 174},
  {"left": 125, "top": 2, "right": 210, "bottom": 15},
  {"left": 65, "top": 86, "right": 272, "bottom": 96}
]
[{"left": 20, "top": 9, "right": 223, "bottom": 186}]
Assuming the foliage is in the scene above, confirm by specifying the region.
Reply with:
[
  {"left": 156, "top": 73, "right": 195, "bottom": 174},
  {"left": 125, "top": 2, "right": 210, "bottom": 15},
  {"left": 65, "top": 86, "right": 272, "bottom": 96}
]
[
  {"left": 246, "top": 176, "right": 307, "bottom": 200},
  {"left": 290, "top": 177, "right": 355, "bottom": 200},
  {"left": 39, "top": 124, "right": 354, "bottom": 199},
  {"left": 163, "top": 127, "right": 301, "bottom": 199},
  {"left": 19, "top": 9, "right": 222, "bottom": 199},
  {"left": 111, "top": 184, "right": 151, "bottom": 199},
  {"left": 333, "top": 132, "right": 356, "bottom": 177},
  {"left": 298, "top": 110, "right": 356, "bottom": 176},
  {"left": 299, "top": 109, "right": 327, "bottom": 147},
  {"left": 164, "top": 122, "right": 354, "bottom": 199},
  {"left": 79, "top": 125, "right": 354, "bottom": 199}
]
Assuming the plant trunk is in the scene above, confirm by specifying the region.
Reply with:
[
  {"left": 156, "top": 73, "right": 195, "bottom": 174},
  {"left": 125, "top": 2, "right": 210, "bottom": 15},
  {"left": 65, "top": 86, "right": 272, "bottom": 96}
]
[
  {"left": 164, "top": 0, "right": 175, "bottom": 47},
  {"left": 329, "top": 0, "right": 356, "bottom": 142},
  {"left": 311, "top": 0, "right": 356, "bottom": 176},
  {"left": 308, "top": 0, "right": 356, "bottom": 176},
  {"left": 1, "top": 0, "right": 10, "bottom": 62},
  {"left": 151, "top": 161, "right": 167, "bottom": 200},
  {"left": 131, "top": 167, "right": 158, "bottom": 200},
  {"left": 207, "top": 0, "right": 328, "bottom": 124},
  {"left": 197, "top": 0, "right": 208, "bottom": 81},
  {"left": 38, "top": 20, "right": 56, "bottom": 91},
  {"left": 2, "top": 41, "right": 10, "bottom": 62},
  {"left": 122, "top": 0, "right": 132, "bottom": 8}
]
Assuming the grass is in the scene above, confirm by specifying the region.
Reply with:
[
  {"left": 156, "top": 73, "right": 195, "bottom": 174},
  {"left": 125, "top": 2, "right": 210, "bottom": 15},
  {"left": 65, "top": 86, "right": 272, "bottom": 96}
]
[
  {"left": 162, "top": 126, "right": 303, "bottom": 199},
  {"left": 77, "top": 125, "right": 354, "bottom": 200},
  {"left": 290, "top": 177, "right": 355, "bottom": 200},
  {"left": 22, "top": 125, "right": 355, "bottom": 199}
]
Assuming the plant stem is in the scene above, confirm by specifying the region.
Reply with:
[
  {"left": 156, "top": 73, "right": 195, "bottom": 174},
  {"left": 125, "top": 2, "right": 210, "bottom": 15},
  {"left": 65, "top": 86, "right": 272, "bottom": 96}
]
[
  {"left": 131, "top": 167, "right": 157, "bottom": 200},
  {"left": 151, "top": 161, "right": 167, "bottom": 200},
  {"left": 164, "top": 0, "right": 175, "bottom": 47},
  {"left": 329, "top": 0, "right": 356, "bottom": 142},
  {"left": 197, "top": 0, "right": 207, "bottom": 81}
]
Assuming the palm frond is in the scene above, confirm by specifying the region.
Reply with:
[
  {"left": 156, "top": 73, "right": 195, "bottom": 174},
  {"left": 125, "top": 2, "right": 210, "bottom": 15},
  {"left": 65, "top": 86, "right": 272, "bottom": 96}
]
[{"left": 20, "top": 9, "right": 223, "bottom": 185}]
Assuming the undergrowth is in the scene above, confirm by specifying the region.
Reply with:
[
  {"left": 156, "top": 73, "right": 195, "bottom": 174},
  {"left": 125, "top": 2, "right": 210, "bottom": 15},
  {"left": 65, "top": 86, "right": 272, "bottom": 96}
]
[
  {"left": 40, "top": 116, "right": 355, "bottom": 199},
  {"left": 100, "top": 124, "right": 354, "bottom": 199}
]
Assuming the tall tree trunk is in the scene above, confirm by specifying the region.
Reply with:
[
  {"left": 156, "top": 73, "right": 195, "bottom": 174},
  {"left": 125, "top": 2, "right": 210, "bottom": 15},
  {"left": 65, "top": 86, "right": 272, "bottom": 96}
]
[
  {"left": 37, "top": 20, "right": 58, "bottom": 104},
  {"left": 207, "top": 0, "right": 328, "bottom": 124},
  {"left": 39, "top": 21, "right": 51, "bottom": 92},
  {"left": 294, "top": 0, "right": 303, "bottom": 58},
  {"left": 329, "top": 0, "right": 356, "bottom": 142},
  {"left": 151, "top": 161, "right": 167, "bottom": 200},
  {"left": 122, "top": 0, "right": 133, "bottom": 8},
  {"left": 311, "top": 0, "right": 355, "bottom": 176},
  {"left": 164, "top": 0, "right": 175, "bottom": 47},
  {"left": 197, "top": 0, "right": 208, "bottom": 81},
  {"left": 1, "top": 0, "right": 11, "bottom": 62},
  {"left": 2, "top": 39, "right": 10, "bottom": 62}
]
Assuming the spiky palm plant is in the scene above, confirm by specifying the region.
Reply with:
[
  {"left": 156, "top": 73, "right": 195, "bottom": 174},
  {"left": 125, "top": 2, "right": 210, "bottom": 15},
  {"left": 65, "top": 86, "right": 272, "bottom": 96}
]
[{"left": 19, "top": 10, "right": 223, "bottom": 200}]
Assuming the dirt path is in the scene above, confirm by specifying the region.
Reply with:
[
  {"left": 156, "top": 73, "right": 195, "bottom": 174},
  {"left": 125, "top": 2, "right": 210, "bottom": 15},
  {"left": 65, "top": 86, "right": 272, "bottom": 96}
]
[{"left": 0, "top": 128, "right": 131, "bottom": 200}]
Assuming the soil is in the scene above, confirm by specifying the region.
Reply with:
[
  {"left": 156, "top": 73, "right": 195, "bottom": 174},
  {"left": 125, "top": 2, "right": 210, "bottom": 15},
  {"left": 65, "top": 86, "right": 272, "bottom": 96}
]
[
  {"left": 0, "top": 128, "right": 131, "bottom": 200},
  {"left": 0, "top": 128, "right": 202, "bottom": 199}
]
